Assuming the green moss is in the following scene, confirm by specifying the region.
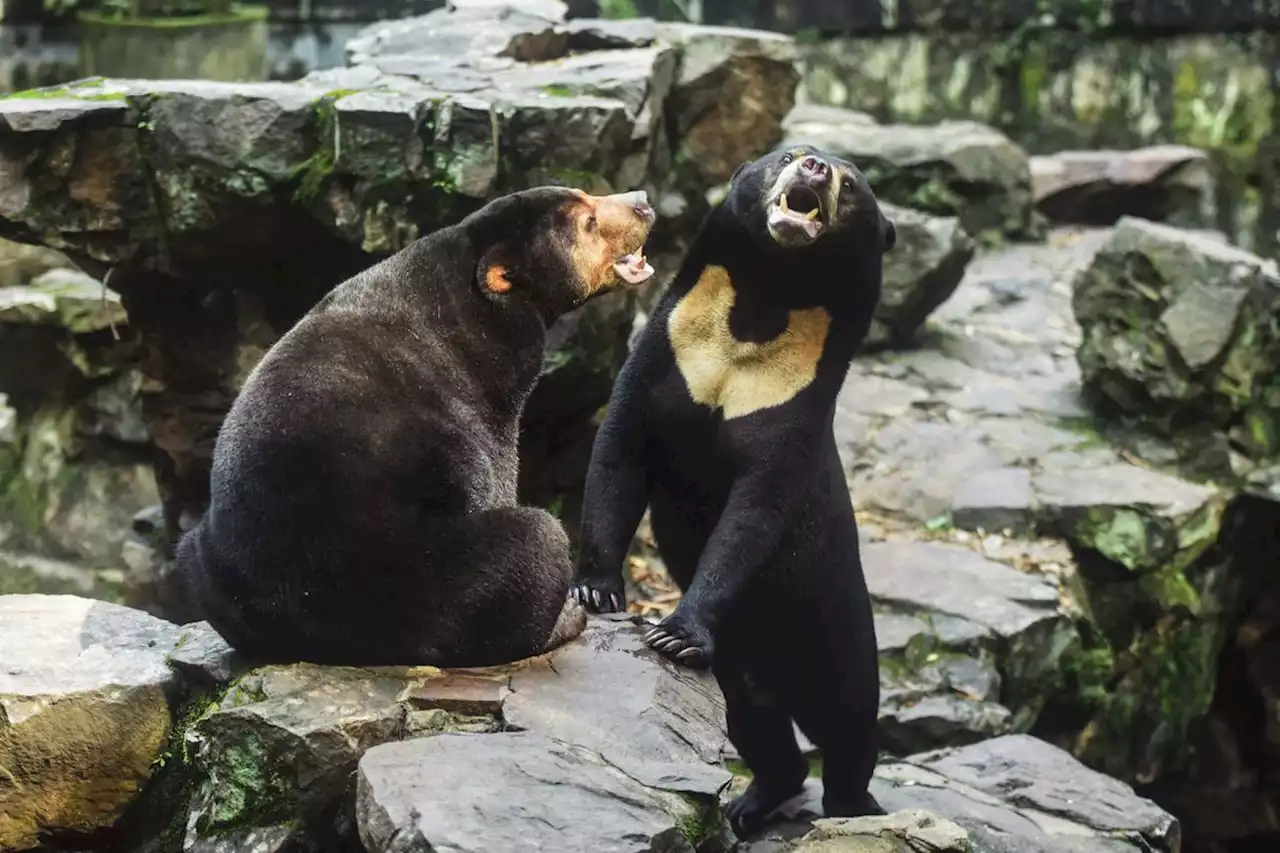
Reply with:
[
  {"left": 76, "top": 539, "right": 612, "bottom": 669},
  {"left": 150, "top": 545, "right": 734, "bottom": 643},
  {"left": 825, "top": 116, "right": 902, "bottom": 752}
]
[
  {"left": 290, "top": 140, "right": 335, "bottom": 206},
  {"left": 76, "top": 4, "right": 268, "bottom": 27},
  {"left": 541, "top": 84, "right": 575, "bottom": 97},
  {"left": 1072, "top": 507, "right": 1168, "bottom": 572},
  {"left": 1074, "top": 616, "right": 1221, "bottom": 781},
  {"left": 597, "top": 0, "right": 639, "bottom": 18},
  {"left": 675, "top": 793, "right": 721, "bottom": 847},
  {"left": 1, "top": 86, "right": 127, "bottom": 101}
]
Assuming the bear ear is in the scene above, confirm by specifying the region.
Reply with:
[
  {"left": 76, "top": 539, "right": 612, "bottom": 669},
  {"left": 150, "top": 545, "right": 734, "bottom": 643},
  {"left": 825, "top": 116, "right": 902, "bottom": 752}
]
[
  {"left": 484, "top": 263, "right": 513, "bottom": 294},
  {"left": 880, "top": 214, "right": 897, "bottom": 254},
  {"left": 729, "top": 160, "right": 750, "bottom": 184},
  {"left": 478, "top": 245, "right": 516, "bottom": 295}
]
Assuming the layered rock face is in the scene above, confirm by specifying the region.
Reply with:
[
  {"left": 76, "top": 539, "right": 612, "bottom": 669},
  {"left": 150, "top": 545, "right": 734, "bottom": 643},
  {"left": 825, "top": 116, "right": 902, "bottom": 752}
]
[{"left": 0, "top": 0, "right": 800, "bottom": 558}]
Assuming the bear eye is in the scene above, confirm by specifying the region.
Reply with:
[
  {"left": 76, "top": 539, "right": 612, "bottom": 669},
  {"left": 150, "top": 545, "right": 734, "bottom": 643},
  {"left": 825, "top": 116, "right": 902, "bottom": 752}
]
[
  {"left": 780, "top": 154, "right": 794, "bottom": 165},
  {"left": 585, "top": 215, "right": 597, "bottom": 232}
]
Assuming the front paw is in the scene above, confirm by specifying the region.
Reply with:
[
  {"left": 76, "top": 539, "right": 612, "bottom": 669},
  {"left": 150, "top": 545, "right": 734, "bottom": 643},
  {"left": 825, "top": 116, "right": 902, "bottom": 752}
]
[
  {"left": 643, "top": 609, "right": 714, "bottom": 669},
  {"left": 568, "top": 574, "right": 626, "bottom": 614}
]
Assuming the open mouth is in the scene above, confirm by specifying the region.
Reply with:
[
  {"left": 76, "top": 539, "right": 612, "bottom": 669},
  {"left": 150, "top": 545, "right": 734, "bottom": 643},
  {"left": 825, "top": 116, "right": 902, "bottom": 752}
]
[
  {"left": 768, "top": 185, "right": 825, "bottom": 242},
  {"left": 613, "top": 247, "right": 654, "bottom": 285}
]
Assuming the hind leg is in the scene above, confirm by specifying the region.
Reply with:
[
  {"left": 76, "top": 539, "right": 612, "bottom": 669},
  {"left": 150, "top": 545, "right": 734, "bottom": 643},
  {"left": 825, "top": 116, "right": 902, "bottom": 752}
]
[
  {"left": 790, "top": 655, "right": 883, "bottom": 819},
  {"left": 426, "top": 505, "right": 585, "bottom": 667},
  {"left": 717, "top": 659, "right": 809, "bottom": 837}
]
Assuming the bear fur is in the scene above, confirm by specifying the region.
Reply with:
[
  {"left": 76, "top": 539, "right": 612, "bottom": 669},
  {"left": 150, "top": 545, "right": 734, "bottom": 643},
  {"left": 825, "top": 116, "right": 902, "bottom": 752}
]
[
  {"left": 570, "top": 145, "right": 896, "bottom": 835},
  {"left": 177, "top": 186, "right": 656, "bottom": 668}
]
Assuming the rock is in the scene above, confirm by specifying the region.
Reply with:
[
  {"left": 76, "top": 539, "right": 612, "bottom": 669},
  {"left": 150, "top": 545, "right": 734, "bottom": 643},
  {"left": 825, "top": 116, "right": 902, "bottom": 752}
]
[
  {"left": 0, "top": 594, "right": 184, "bottom": 851},
  {"left": 826, "top": 223, "right": 1259, "bottom": 815},
  {"left": 1031, "top": 146, "right": 1212, "bottom": 228},
  {"left": 1073, "top": 216, "right": 1280, "bottom": 465},
  {"left": 182, "top": 663, "right": 412, "bottom": 848},
  {"left": 864, "top": 540, "right": 1072, "bottom": 747},
  {"left": 0, "top": 403, "right": 160, "bottom": 567},
  {"left": 659, "top": 22, "right": 799, "bottom": 189},
  {"left": 869, "top": 202, "right": 975, "bottom": 349},
  {"left": 168, "top": 621, "right": 239, "bottom": 686},
  {"left": 744, "top": 735, "right": 1179, "bottom": 853},
  {"left": 179, "top": 615, "right": 730, "bottom": 849},
  {"left": 356, "top": 731, "right": 727, "bottom": 853},
  {"left": 783, "top": 104, "right": 1037, "bottom": 243},
  {"left": 0, "top": 5, "right": 800, "bottom": 548},
  {"left": 0, "top": 236, "right": 73, "bottom": 288},
  {"left": 504, "top": 615, "right": 729, "bottom": 771},
  {"left": 797, "top": 810, "right": 970, "bottom": 853},
  {"left": 0, "top": 267, "right": 125, "bottom": 333},
  {"left": 897, "top": 735, "right": 1180, "bottom": 852}
]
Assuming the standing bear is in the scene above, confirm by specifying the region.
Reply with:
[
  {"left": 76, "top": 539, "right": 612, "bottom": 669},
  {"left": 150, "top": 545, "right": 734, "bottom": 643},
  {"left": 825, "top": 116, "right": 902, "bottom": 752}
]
[
  {"left": 178, "top": 186, "right": 656, "bottom": 668},
  {"left": 570, "top": 145, "right": 896, "bottom": 834}
]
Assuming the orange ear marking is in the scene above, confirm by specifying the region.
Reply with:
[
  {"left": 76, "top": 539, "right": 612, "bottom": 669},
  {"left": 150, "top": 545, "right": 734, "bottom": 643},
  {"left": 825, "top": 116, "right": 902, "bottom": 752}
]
[{"left": 485, "top": 264, "right": 512, "bottom": 294}]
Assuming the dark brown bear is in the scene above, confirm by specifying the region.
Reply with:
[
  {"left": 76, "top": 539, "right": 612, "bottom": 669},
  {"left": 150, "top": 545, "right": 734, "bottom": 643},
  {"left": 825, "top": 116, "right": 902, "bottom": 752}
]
[{"left": 177, "top": 186, "right": 656, "bottom": 668}]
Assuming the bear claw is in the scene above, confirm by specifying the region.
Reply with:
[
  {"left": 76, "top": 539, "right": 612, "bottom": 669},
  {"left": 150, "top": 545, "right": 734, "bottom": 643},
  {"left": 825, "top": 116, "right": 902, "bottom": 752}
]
[
  {"left": 642, "top": 612, "right": 714, "bottom": 668},
  {"left": 569, "top": 580, "right": 625, "bottom": 614}
]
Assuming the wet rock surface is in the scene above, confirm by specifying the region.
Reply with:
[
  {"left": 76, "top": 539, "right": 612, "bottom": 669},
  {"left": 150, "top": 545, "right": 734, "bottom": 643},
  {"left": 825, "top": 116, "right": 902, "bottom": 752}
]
[{"left": 782, "top": 104, "right": 1038, "bottom": 243}]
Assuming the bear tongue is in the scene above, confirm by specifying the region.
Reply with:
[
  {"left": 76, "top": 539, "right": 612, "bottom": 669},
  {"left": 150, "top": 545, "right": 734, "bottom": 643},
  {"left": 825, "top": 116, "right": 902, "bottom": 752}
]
[{"left": 614, "top": 253, "right": 654, "bottom": 285}]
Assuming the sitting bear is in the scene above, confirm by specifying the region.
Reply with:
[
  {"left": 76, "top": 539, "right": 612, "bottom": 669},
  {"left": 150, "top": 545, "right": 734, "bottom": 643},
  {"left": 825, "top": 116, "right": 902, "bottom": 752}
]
[
  {"left": 569, "top": 146, "right": 896, "bottom": 834},
  {"left": 177, "top": 186, "right": 656, "bottom": 668}
]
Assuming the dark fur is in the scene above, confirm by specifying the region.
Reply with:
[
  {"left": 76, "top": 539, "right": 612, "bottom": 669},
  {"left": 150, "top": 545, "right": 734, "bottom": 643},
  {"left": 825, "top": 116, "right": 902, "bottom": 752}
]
[
  {"left": 177, "top": 186, "right": 653, "bottom": 668},
  {"left": 571, "top": 145, "right": 896, "bottom": 835}
]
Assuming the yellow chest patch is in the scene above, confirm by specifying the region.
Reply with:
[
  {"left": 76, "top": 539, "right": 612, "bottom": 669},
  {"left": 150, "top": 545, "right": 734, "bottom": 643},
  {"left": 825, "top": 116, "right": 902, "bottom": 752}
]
[{"left": 666, "top": 264, "right": 831, "bottom": 420}]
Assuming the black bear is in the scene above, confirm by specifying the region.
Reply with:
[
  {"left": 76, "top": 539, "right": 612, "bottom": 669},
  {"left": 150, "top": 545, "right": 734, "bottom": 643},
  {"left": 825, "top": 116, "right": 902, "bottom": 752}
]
[
  {"left": 570, "top": 145, "right": 896, "bottom": 834},
  {"left": 177, "top": 186, "right": 656, "bottom": 668}
]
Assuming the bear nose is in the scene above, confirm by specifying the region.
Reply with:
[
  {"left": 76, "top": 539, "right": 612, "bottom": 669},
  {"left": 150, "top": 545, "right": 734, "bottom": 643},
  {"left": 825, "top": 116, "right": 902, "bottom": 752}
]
[
  {"left": 627, "top": 190, "right": 655, "bottom": 224},
  {"left": 800, "top": 156, "right": 830, "bottom": 180}
]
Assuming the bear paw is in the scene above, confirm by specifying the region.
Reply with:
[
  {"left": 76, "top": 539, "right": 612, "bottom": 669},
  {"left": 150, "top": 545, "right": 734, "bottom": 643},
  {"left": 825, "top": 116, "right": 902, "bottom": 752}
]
[{"left": 643, "top": 610, "right": 715, "bottom": 669}]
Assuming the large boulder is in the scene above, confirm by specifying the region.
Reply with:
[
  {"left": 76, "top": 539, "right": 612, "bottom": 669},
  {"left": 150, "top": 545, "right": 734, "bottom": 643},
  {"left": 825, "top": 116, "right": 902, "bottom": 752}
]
[
  {"left": 870, "top": 202, "right": 974, "bottom": 349},
  {"left": 0, "top": 3, "right": 800, "bottom": 556},
  {"left": 1031, "top": 146, "right": 1213, "bottom": 228},
  {"left": 356, "top": 731, "right": 727, "bottom": 853},
  {"left": 1073, "top": 216, "right": 1280, "bottom": 475},
  {"left": 782, "top": 104, "right": 1038, "bottom": 243},
  {"left": 0, "top": 594, "right": 187, "bottom": 850}
]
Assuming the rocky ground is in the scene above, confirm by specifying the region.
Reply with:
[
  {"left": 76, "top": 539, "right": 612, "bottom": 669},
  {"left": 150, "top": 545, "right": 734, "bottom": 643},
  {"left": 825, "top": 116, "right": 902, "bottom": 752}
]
[
  {"left": 1, "top": 2, "right": 1279, "bottom": 853},
  {"left": 0, "top": 595, "right": 1178, "bottom": 853}
]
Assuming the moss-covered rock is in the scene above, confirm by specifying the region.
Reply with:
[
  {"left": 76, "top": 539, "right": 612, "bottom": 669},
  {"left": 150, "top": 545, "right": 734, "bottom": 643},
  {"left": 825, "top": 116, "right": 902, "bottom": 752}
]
[{"left": 1073, "top": 217, "right": 1280, "bottom": 477}]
